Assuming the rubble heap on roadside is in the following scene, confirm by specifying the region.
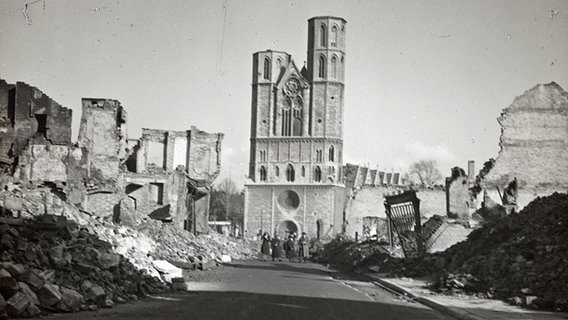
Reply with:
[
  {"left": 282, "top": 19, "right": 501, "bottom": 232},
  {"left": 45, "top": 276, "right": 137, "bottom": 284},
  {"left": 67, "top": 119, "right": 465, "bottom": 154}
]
[
  {"left": 431, "top": 192, "right": 568, "bottom": 311},
  {"left": 0, "top": 185, "right": 257, "bottom": 318},
  {"left": 316, "top": 192, "right": 568, "bottom": 312},
  {"left": 0, "top": 217, "right": 168, "bottom": 318}
]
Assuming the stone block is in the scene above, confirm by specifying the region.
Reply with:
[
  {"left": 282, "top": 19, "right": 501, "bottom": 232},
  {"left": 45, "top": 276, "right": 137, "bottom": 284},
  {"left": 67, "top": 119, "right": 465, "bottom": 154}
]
[
  {"left": 26, "top": 302, "right": 41, "bottom": 317},
  {"left": 0, "top": 269, "right": 10, "bottom": 278},
  {"left": 0, "top": 277, "right": 19, "bottom": 299},
  {"left": 57, "top": 287, "right": 84, "bottom": 312},
  {"left": 0, "top": 293, "right": 6, "bottom": 319},
  {"left": 37, "top": 283, "right": 62, "bottom": 307},
  {"left": 20, "top": 270, "right": 45, "bottom": 291},
  {"left": 6, "top": 291, "right": 30, "bottom": 317},
  {"left": 100, "top": 253, "right": 120, "bottom": 269},
  {"left": 0, "top": 263, "right": 25, "bottom": 278},
  {"left": 18, "top": 282, "right": 38, "bottom": 306},
  {"left": 86, "top": 285, "right": 106, "bottom": 303}
]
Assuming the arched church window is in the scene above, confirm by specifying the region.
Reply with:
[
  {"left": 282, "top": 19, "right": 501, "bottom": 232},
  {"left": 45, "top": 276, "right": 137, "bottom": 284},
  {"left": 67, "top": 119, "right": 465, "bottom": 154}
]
[
  {"left": 316, "top": 149, "right": 323, "bottom": 162},
  {"left": 331, "top": 56, "right": 338, "bottom": 79},
  {"left": 263, "top": 57, "right": 271, "bottom": 80},
  {"left": 275, "top": 166, "right": 280, "bottom": 177},
  {"left": 318, "top": 55, "right": 326, "bottom": 78},
  {"left": 329, "top": 146, "right": 335, "bottom": 162},
  {"left": 315, "top": 166, "right": 322, "bottom": 182},
  {"left": 260, "top": 166, "right": 267, "bottom": 182},
  {"left": 292, "top": 96, "right": 303, "bottom": 136},
  {"left": 320, "top": 24, "right": 326, "bottom": 47},
  {"left": 282, "top": 96, "right": 292, "bottom": 136},
  {"left": 286, "top": 164, "right": 295, "bottom": 182},
  {"left": 301, "top": 166, "right": 306, "bottom": 177},
  {"left": 331, "top": 26, "right": 338, "bottom": 47}
]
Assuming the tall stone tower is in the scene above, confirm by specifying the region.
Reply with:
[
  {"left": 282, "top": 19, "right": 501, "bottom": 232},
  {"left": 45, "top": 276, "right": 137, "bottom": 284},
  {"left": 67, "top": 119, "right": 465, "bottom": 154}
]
[{"left": 244, "top": 17, "right": 347, "bottom": 240}]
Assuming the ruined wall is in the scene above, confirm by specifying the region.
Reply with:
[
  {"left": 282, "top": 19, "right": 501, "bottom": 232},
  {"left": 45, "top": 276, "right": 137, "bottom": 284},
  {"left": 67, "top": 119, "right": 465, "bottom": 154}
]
[
  {"left": 187, "top": 127, "right": 223, "bottom": 183},
  {"left": 344, "top": 186, "right": 446, "bottom": 238},
  {"left": 483, "top": 83, "right": 568, "bottom": 188},
  {"left": 13, "top": 82, "right": 72, "bottom": 154},
  {"left": 78, "top": 99, "right": 127, "bottom": 184},
  {"left": 0, "top": 80, "right": 16, "bottom": 164}
]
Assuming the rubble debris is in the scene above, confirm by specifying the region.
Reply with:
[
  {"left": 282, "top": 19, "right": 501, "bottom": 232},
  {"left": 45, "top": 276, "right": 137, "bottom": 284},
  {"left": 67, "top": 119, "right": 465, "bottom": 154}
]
[{"left": 317, "top": 192, "right": 568, "bottom": 312}]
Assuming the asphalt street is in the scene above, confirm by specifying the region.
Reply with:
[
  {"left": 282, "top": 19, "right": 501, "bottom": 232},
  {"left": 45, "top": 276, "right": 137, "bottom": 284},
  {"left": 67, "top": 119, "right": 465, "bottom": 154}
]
[{"left": 41, "top": 260, "right": 452, "bottom": 320}]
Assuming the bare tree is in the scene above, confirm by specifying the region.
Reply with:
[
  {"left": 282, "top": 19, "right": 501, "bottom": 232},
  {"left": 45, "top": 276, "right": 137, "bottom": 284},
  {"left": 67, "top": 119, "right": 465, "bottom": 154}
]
[
  {"left": 407, "top": 159, "right": 442, "bottom": 186},
  {"left": 212, "top": 177, "right": 240, "bottom": 221}
]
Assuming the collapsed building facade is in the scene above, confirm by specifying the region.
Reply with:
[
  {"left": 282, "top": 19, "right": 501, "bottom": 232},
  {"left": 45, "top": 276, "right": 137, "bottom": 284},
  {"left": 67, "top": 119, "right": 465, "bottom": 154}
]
[
  {"left": 244, "top": 17, "right": 347, "bottom": 239},
  {"left": 342, "top": 164, "right": 408, "bottom": 239},
  {"left": 0, "top": 78, "right": 222, "bottom": 232}
]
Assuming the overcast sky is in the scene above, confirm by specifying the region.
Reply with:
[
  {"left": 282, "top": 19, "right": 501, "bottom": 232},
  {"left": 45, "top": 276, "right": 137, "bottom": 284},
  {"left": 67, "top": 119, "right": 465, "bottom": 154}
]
[{"left": 1, "top": 0, "right": 567, "bottom": 188}]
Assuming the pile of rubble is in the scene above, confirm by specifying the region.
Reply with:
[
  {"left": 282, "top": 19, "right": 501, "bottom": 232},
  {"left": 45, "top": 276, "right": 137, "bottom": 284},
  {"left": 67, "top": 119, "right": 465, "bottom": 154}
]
[
  {"left": 317, "top": 192, "right": 568, "bottom": 312},
  {"left": 0, "top": 185, "right": 257, "bottom": 318},
  {"left": 431, "top": 192, "right": 568, "bottom": 311},
  {"left": 0, "top": 217, "right": 168, "bottom": 318}
]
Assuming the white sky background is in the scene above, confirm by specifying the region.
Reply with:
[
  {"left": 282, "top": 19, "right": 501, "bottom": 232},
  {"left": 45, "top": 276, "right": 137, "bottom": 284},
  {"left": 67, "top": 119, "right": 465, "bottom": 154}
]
[{"left": 1, "top": 0, "right": 567, "bottom": 189}]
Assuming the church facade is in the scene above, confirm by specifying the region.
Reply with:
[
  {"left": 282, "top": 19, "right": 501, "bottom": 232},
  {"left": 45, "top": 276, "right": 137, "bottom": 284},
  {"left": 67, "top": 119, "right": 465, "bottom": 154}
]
[{"left": 244, "top": 17, "right": 347, "bottom": 239}]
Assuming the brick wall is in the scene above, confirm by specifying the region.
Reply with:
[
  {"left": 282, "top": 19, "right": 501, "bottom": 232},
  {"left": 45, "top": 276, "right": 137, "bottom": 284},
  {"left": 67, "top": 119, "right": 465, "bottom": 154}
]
[
  {"left": 13, "top": 82, "right": 72, "bottom": 154},
  {"left": 483, "top": 83, "right": 568, "bottom": 187}
]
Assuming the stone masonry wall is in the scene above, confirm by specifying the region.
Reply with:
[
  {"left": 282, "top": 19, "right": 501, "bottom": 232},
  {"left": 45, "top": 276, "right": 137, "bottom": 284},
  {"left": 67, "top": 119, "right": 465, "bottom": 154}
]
[
  {"left": 483, "top": 82, "right": 568, "bottom": 187},
  {"left": 13, "top": 82, "right": 72, "bottom": 154}
]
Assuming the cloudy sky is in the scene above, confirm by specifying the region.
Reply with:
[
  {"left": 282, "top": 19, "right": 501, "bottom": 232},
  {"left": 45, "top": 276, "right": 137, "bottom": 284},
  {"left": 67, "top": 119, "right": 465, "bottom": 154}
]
[{"left": 1, "top": 0, "right": 567, "bottom": 187}]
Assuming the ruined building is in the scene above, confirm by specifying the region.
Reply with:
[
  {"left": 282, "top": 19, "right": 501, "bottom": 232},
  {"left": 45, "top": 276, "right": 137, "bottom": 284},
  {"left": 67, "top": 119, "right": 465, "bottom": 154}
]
[
  {"left": 244, "top": 17, "right": 347, "bottom": 239},
  {"left": 482, "top": 82, "right": 568, "bottom": 188},
  {"left": 0, "top": 78, "right": 223, "bottom": 232},
  {"left": 477, "top": 82, "right": 568, "bottom": 211},
  {"left": 342, "top": 164, "right": 407, "bottom": 239},
  {"left": 0, "top": 79, "right": 72, "bottom": 172},
  {"left": 445, "top": 160, "right": 477, "bottom": 220},
  {"left": 123, "top": 127, "right": 223, "bottom": 233}
]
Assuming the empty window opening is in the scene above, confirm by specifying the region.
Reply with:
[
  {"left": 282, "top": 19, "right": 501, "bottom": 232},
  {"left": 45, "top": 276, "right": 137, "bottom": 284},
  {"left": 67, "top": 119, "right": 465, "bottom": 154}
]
[{"left": 35, "top": 114, "right": 47, "bottom": 136}]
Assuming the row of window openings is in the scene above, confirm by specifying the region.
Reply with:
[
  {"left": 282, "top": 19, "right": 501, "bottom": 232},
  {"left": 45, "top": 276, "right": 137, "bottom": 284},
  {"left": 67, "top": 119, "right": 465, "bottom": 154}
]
[
  {"left": 263, "top": 55, "right": 343, "bottom": 80},
  {"left": 259, "top": 147, "right": 335, "bottom": 162},
  {"left": 258, "top": 165, "right": 336, "bottom": 182},
  {"left": 320, "top": 24, "right": 343, "bottom": 48}
]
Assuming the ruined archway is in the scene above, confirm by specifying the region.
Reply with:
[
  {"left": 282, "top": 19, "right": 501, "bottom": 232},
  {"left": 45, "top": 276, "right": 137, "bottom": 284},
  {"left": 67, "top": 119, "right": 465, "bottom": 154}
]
[{"left": 276, "top": 220, "right": 299, "bottom": 238}]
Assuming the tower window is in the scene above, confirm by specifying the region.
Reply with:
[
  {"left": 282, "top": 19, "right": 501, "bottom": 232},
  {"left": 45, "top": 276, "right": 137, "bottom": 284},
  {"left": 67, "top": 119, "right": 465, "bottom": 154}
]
[
  {"left": 331, "top": 56, "right": 338, "bottom": 79},
  {"left": 319, "top": 24, "right": 326, "bottom": 47},
  {"left": 260, "top": 166, "right": 267, "bottom": 182},
  {"left": 329, "top": 146, "right": 335, "bottom": 162},
  {"left": 318, "top": 55, "right": 326, "bottom": 78},
  {"left": 286, "top": 164, "right": 295, "bottom": 182},
  {"left": 316, "top": 149, "right": 323, "bottom": 162},
  {"left": 263, "top": 57, "right": 271, "bottom": 80},
  {"left": 260, "top": 150, "right": 267, "bottom": 162},
  {"left": 314, "top": 166, "right": 322, "bottom": 182},
  {"left": 275, "top": 166, "right": 280, "bottom": 177},
  {"left": 331, "top": 26, "right": 338, "bottom": 47},
  {"left": 301, "top": 166, "right": 306, "bottom": 177}
]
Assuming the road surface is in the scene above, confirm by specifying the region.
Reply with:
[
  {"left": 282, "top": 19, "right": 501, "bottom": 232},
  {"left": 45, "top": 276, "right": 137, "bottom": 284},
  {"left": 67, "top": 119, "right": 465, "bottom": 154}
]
[{"left": 43, "top": 260, "right": 452, "bottom": 320}]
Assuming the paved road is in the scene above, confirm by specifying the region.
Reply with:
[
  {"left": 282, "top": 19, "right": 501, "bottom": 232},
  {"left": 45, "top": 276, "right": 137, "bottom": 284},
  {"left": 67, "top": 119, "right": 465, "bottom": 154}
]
[{"left": 44, "top": 260, "right": 452, "bottom": 320}]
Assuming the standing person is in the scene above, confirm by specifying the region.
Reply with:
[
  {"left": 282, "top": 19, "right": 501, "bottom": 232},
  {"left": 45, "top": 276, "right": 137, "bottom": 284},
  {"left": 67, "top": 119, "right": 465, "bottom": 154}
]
[
  {"left": 260, "top": 232, "right": 271, "bottom": 261},
  {"left": 271, "top": 234, "right": 283, "bottom": 262},
  {"left": 298, "top": 232, "right": 310, "bottom": 263},
  {"left": 285, "top": 234, "right": 297, "bottom": 262}
]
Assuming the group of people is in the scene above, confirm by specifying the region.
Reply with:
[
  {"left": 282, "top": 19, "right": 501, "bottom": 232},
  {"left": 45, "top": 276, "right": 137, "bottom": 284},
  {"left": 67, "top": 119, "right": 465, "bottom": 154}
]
[{"left": 260, "top": 232, "right": 310, "bottom": 263}]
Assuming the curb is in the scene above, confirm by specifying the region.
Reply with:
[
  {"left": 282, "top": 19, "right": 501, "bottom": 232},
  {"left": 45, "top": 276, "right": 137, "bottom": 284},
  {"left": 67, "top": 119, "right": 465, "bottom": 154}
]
[{"left": 362, "top": 273, "right": 486, "bottom": 320}]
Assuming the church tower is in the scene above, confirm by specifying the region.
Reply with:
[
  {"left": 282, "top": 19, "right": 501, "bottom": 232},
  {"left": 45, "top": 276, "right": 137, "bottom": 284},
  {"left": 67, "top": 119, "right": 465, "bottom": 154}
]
[{"left": 244, "top": 17, "right": 347, "bottom": 240}]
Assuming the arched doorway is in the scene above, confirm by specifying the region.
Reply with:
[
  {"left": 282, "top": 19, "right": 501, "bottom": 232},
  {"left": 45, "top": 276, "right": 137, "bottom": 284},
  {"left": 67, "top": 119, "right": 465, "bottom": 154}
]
[{"left": 276, "top": 220, "right": 298, "bottom": 238}]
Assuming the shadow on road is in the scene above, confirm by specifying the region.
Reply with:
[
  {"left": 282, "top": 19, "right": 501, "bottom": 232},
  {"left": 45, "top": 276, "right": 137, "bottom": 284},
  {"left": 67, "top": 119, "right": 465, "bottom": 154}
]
[{"left": 40, "top": 290, "right": 453, "bottom": 320}]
